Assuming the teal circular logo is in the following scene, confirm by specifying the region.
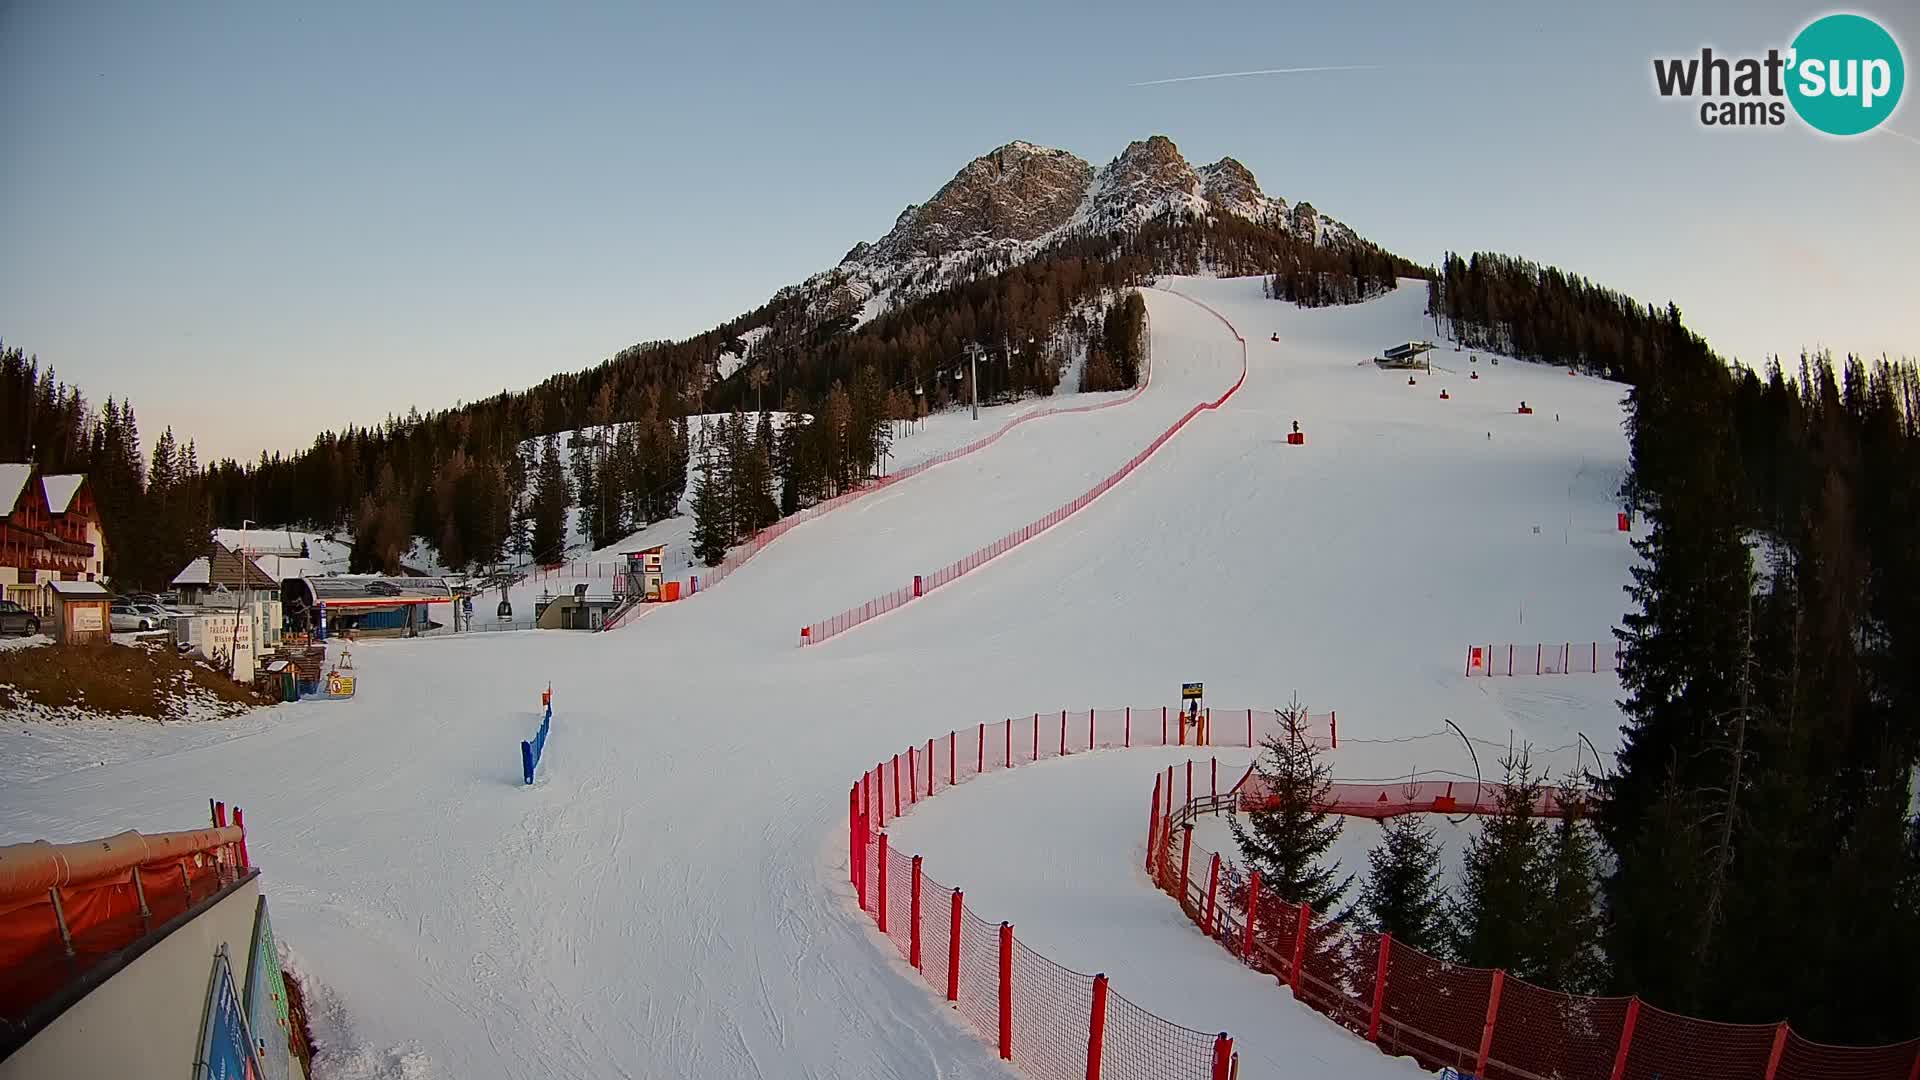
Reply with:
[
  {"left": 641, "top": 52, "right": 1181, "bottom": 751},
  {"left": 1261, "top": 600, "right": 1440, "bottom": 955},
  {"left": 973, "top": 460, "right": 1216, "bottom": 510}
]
[{"left": 1787, "top": 14, "right": 1904, "bottom": 135}]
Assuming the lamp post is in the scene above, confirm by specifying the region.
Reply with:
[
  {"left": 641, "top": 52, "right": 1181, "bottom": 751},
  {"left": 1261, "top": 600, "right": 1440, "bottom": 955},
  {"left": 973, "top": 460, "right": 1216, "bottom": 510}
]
[
  {"left": 968, "top": 343, "right": 980, "bottom": 420},
  {"left": 233, "top": 519, "right": 256, "bottom": 679}
]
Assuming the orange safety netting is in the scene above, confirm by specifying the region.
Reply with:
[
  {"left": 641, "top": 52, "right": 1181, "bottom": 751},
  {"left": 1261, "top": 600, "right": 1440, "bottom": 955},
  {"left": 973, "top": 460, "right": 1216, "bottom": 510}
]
[
  {"left": 1151, "top": 790, "right": 1920, "bottom": 1080},
  {"left": 0, "top": 826, "right": 247, "bottom": 1025}
]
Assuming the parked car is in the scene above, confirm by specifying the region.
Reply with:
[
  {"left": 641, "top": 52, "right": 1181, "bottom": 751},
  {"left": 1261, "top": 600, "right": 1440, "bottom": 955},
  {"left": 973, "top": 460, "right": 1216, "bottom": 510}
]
[
  {"left": 110, "top": 601, "right": 159, "bottom": 632},
  {"left": 0, "top": 599, "right": 40, "bottom": 636}
]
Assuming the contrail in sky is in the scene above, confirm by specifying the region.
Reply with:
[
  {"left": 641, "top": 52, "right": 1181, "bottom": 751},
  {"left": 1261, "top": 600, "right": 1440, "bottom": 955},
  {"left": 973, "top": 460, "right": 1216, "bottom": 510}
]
[
  {"left": 1130, "top": 65, "right": 1383, "bottom": 87},
  {"left": 1881, "top": 126, "right": 1920, "bottom": 147}
]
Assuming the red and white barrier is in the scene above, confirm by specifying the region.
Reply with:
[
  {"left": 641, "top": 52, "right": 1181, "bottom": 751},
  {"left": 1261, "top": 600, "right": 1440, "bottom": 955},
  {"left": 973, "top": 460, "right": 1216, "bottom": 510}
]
[
  {"left": 803, "top": 287, "right": 1250, "bottom": 646},
  {"left": 1465, "top": 641, "right": 1620, "bottom": 677}
]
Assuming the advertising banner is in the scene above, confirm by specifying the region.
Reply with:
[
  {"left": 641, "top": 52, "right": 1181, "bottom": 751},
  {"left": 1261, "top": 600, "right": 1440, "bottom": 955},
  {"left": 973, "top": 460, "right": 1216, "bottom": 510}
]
[
  {"left": 244, "top": 897, "right": 293, "bottom": 1080},
  {"left": 195, "top": 945, "right": 263, "bottom": 1080}
]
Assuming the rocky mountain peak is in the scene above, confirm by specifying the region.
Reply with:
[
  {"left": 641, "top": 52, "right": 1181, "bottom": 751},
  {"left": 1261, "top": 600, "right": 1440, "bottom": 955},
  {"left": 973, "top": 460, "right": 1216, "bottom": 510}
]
[
  {"left": 877, "top": 141, "right": 1092, "bottom": 261},
  {"left": 810, "top": 135, "right": 1359, "bottom": 325},
  {"left": 1198, "top": 157, "right": 1281, "bottom": 221}
]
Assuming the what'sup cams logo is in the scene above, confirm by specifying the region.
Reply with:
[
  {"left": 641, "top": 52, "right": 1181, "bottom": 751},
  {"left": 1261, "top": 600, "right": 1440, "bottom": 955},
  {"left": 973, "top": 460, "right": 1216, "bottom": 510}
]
[{"left": 1654, "top": 13, "right": 1904, "bottom": 135}]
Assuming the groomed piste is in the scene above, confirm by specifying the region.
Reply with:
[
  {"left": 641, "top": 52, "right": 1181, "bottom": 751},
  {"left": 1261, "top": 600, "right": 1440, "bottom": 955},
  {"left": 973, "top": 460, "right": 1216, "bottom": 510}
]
[{"left": 3, "top": 277, "right": 1689, "bottom": 1078}]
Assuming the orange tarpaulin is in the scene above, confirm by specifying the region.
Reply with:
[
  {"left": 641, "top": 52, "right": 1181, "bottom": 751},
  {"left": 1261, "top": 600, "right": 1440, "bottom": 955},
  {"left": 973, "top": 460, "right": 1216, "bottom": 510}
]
[{"left": 0, "top": 826, "right": 246, "bottom": 1021}]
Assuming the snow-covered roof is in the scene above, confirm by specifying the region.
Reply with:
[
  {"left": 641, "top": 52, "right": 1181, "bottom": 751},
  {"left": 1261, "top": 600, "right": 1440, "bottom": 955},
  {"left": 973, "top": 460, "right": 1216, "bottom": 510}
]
[
  {"left": 252, "top": 554, "right": 326, "bottom": 581},
  {"left": 0, "top": 463, "right": 31, "bottom": 515},
  {"left": 172, "top": 557, "right": 213, "bottom": 586},
  {"left": 40, "top": 474, "right": 84, "bottom": 513},
  {"left": 48, "top": 580, "right": 111, "bottom": 597},
  {"left": 214, "top": 527, "right": 307, "bottom": 555}
]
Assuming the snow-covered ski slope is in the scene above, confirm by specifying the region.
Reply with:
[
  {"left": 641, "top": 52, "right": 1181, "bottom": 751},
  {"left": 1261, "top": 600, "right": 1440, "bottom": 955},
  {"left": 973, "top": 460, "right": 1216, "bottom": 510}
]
[{"left": 0, "top": 276, "right": 1636, "bottom": 1079}]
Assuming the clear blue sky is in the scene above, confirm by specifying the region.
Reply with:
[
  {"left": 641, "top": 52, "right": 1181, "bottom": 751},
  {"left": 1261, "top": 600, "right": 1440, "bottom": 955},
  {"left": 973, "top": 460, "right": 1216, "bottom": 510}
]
[{"left": 3, "top": 1, "right": 1914, "bottom": 460}]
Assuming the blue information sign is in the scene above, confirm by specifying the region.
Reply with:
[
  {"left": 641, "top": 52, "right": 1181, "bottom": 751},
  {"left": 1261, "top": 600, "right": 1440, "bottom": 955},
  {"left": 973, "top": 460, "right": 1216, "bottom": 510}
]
[{"left": 197, "top": 945, "right": 263, "bottom": 1080}]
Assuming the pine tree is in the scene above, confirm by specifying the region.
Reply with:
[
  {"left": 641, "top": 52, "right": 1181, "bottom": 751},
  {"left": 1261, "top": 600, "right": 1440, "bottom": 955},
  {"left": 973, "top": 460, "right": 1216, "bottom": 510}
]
[
  {"left": 1537, "top": 800, "right": 1605, "bottom": 993},
  {"left": 689, "top": 446, "right": 730, "bottom": 566},
  {"left": 1358, "top": 814, "right": 1452, "bottom": 955},
  {"left": 1228, "top": 698, "right": 1352, "bottom": 916},
  {"left": 530, "top": 434, "right": 570, "bottom": 565},
  {"left": 570, "top": 434, "right": 599, "bottom": 550},
  {"left": 1602, "top": 316, "right": 1753, "bottom": 1004},
  {"left": 1453, "top": 751, "right": 1549, "bottom": 976}
]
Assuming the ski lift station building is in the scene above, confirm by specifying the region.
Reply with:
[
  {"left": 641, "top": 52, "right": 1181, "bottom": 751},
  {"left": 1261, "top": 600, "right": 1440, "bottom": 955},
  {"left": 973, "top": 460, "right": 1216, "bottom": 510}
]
[
  {"left": 281, "top": 576, "right": 454, "bottom": 638},
  {"left": 1376, "top": 340, "right": 1435, "bottom": 368}
]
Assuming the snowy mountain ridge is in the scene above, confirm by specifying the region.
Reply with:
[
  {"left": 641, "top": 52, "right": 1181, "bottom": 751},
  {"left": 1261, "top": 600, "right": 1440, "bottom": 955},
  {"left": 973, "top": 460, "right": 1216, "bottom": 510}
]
[{"left": 765, "top": 135, "right": 1363, "bottom": 339}]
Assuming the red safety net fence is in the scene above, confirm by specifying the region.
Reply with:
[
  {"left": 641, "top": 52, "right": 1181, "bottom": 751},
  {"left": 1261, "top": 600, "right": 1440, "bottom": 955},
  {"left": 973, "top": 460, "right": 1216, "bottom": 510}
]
[
  {"left": 803, "top": 289, "right": 1248, "bottom": 646},
  {"left": 1232, "top": 770, "right": 1580, "bottom": 820},
  {"left": 606, "top": 299, "right": 1161, "bottom": 633},
  {"left": 1467, "top": 641, "right": 1621, "bottom": 676},
  {"left": 1146, "top": 783, "right": 1920, "bottom": 1080},
  {"left": 848, "top": 708, "right": 1261, "bottom": 1079}
]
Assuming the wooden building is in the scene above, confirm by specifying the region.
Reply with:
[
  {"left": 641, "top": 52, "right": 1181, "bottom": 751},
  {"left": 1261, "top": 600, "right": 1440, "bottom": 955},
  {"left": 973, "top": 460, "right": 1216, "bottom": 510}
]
[{"left": 1, "top": 464, "right": 106, "bottom": 615}]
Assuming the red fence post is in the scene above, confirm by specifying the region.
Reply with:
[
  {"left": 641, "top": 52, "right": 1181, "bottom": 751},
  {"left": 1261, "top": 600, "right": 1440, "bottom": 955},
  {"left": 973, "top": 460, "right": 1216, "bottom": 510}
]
[
  {"left": 1186, "top": 759, "right": 1194, "bottom": 806},
  {"left": 909, "top": 855, "right": 923, "bottom": 970},
  {"left": 949, "top": 731, "right": 955, "bottom": 787},
  {"left": 1476, "top": 970, "right": 1505, "bottom": 1077},
  {"left": 1608, "top": 997, "right": 1640, "bottom": 1080},
  {"left": 1204, "top": 853, "right": 1222, "bottom": 933},
  {"left": 1032, "top": 714, "right": 1039, "bottom": 762},
  {"left": 998, "top": 922, "right": 1014, "bottom": 1061},
  {"left": 947, "top": 888, "right": 964, "bottom": 1001},
  {"left": 1289, "top": 902, "right": 1312, "bottom": 991},
  {"left": 978, "top": 722, "right": 985, "bottom": 775},
  {"left": 1368, "top": 932, "right": 1392, "bottom": 1042},
  {"left": 874, "top": 764, "right": 885, "bottom": 828},
  {"left": 1005, "top": 720, "right": 1012, "bottom": 768},
  {"left": 892, "top": 754, "right": 901, "bottom": 817},
  {"left": 1162, "top": 705, "right": 1168, "bottom": 745},
  {"left": 1146, "top": 775, "right": 1162, "bottom": 873},
  {"left": 1124, "top": 706, "right": 1131, "bottom": 747},
  {"left": 1060, "top": 710, "right": 1067, "bottom": 755},
  {"left": 1246, "top": 709, "right": 1253, "bottom": 747},
  {"left": 927, "top": 738, "right": 935, "bottom": 793},
  {"left": 1763, "top": 1023, "right": 1789, "bottom": 1080},
  {"left": 908, "top": 746, "right": 918, "bottom": 804},
  {"left": 1242, "top": 872, "right": 1262, "bottom": 962},
  {"left": 1179, "top": 825, "right": 1194, "bottom": 906},
  {"left": 849, "top": 785, "right": 861, "bottom": 902},
  {"left": 1086, "top": 973, "right": 1109, "bottom": 1080},
  {"left": 1331, "top": 711, "right": 1338, "bottom": 749},
  {"left": 1211, "top": 1033, "right": 1233, "bottom": 1080},
  {"left": 876, "top": 834, "right": 891, "bottom": 934}
]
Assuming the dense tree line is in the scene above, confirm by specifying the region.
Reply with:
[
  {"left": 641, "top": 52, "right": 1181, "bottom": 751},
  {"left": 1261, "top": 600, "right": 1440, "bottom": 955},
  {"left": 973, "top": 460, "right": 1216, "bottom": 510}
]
[
  {"left": 1, "top": 344, "right": 212, "bottom": 590},
  {"left": 1080, "top": 293, "right": 1148, "bottom": 393},
  {"left": 1429, "top": 257, "right": 1920, "bottom": 1041},
  {"left": 1264, "top": 240, "right": 1413, "bottom": 307},
  {"left": 1608, "top": 330, "right": 1920, "bottom": 1042},
  {"left": 1427, "top": 252, "right": 1698, "bottom": 384}
]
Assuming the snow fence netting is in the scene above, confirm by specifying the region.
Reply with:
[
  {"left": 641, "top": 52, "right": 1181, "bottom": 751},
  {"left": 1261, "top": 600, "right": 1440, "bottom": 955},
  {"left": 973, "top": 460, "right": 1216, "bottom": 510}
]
[
  {"left": 1149, "top": 781, "right": 1920, "bottom": 1080},
  {"left": 850, "top": 706, "right": 1257, "bottom": 1079}
]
